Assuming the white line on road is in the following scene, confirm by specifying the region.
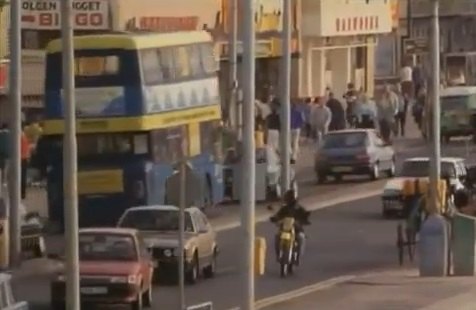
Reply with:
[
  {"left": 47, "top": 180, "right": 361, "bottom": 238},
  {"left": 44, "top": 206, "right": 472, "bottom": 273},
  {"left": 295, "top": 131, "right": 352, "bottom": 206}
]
[{"left": 215, "top": 189, "right": 381, "bottom": 232}]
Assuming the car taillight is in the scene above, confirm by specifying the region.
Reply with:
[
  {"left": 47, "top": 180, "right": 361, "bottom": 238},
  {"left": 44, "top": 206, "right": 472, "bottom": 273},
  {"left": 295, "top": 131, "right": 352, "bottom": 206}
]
[{"left": 356, "top": 154, "right": 370, "bottom": 161}]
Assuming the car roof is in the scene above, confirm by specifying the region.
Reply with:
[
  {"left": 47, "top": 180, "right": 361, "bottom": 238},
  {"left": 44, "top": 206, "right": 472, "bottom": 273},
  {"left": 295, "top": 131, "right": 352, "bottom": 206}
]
[
  {"left": 441, "top": 86, "right": 476, "bottom": 97},
  {"left": 326, "top": 129, "right": 374, "bottom": 135},
  {"left": 404, "top": 157, "right": 465, "bottom": 163},
  {"left": 125, "top": 205, "right": 200, "bottom": 213},
  {"left": 79, "top": 228, "right": 138, "bottom": 235}
]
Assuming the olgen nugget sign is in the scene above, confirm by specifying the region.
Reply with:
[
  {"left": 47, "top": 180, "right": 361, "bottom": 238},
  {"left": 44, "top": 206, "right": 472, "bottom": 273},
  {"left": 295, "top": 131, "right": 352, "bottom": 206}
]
[{"left": 21, "top": 0, "right": 109, "bottom": 30}]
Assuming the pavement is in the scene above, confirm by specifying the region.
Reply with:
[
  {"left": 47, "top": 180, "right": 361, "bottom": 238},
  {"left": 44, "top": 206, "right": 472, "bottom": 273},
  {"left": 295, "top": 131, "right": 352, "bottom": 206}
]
[
  {"left": 11, "top": 119, "right": 476, "bottom": 309},
  {"left": 261, "top": 269, "right": 476, "bottom": 310}
]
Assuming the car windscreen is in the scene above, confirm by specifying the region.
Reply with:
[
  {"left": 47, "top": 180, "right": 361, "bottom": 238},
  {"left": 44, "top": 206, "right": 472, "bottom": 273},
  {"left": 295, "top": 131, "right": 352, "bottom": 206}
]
[
  {"left": 118, "top": 209, "right": 194, "bottom": 232},
  {"left": 441, "top": 96, "right": 469, "bottom": 112},
  {"left": 322, "top": 132, "right": 367, "bottom": 149},
  {"left": 79, "top": 233, "right": 137, "bottom": 261},
  {"left": 400, "top": 161, "right": 457, "bottom": 178}
]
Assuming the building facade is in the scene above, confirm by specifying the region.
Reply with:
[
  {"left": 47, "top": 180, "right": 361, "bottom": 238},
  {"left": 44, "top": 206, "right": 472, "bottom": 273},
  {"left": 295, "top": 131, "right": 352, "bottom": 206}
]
[{"left": 299, "top": 0, "right": 393, "bottom": 99}]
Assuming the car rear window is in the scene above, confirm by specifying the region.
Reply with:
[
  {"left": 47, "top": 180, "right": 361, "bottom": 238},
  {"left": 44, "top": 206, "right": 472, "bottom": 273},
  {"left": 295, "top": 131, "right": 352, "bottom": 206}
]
[
  {"left": 79, "top": 233, "right": 137, "bottom": 261},
  {"left": 322, "top": 132, "right": 367, "bottom": 149}
]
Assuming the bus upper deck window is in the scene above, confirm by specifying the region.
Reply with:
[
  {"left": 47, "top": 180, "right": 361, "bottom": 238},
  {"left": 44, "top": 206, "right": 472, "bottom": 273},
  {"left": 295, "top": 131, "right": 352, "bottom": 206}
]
[{"left": 75, "top": 56, "right": 119, "bottom": 77}]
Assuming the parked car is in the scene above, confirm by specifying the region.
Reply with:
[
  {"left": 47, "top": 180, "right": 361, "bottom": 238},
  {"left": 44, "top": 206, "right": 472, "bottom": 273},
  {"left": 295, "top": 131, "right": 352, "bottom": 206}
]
[
  {"left": 117, "top": 205, "right": 218, "bottom": 284},
  {"left": 0, "top": 273, "right": 28, "bottom": 309},
  {"left": 50, "top": 228, "right": 154, "bottom": 310},
  {"left": 381, "top": 157, "right": 467, "bottom": 217},
  {"left": 314, "top": 129, "right": 395, "bottom": 183}
]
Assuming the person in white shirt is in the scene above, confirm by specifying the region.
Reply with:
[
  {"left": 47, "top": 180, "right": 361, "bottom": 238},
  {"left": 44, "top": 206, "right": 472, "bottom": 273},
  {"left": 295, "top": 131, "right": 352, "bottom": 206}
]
[
  {"left": 377, "top": 84, "right": 399, "bottom": 143},
  {"left": 400, "top": 61, "right": 414, "bottom": 100}
]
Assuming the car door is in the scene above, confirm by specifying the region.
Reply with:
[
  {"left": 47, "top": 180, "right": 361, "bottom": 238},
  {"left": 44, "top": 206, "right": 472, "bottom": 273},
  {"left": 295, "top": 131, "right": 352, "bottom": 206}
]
[
  {"left": 370, "top": 132, "right": 391, "bottom": 168},
  {"left": 192, "top": 210, "right": 213, "bottom": 263},
  {"left": 198, "top": 210, "right": 215, "bottom": 260}
]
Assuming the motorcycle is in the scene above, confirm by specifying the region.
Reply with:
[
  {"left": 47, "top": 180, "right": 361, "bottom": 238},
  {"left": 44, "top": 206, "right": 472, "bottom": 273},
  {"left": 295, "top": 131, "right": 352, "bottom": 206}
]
[{"left": 275, "top": 217, "right": 299, "bottom": 277}]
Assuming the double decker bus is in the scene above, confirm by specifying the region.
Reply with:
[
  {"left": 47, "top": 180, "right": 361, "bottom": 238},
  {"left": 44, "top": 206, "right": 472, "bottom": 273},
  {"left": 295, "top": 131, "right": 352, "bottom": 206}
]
[{"left": 42, "top": 31, "right": 224, "bottom": 228}]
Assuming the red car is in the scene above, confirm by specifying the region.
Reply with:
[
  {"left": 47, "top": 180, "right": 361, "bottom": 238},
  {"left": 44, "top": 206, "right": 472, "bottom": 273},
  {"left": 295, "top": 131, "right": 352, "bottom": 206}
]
[{"left": 50, "top": 228, "right": 155, "bottom": 310}]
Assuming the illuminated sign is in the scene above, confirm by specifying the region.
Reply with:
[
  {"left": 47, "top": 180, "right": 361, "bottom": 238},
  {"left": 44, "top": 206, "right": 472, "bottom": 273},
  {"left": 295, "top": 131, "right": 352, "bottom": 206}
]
[{"left": 21, "top": 0, "right": 109, "bottom": 30}]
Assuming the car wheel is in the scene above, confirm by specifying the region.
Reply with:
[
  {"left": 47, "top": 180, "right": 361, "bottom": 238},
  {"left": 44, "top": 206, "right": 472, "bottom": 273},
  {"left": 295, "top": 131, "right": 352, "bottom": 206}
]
[
  {"left": 186, "top": 253, "right": 199, "bottom": 284},
  {"left": 131, "top": 289, "right": 143, "bottom": 310},
  {"left": 386, "top": 160, "right": 396, "bottom": 178},
  {"left": 142, "top": 280, "right": 153, "bottom": 308},
  {"left": 203, "top": 248, "right": 217, "bottom": 278},
  {"left": 370, "top": 163, "right": 379, "bottom": 180}
]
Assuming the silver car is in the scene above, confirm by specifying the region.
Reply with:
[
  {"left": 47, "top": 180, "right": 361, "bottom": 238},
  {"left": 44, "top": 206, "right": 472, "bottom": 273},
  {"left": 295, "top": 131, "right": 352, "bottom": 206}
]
[{"left": 314, "top": 129, "right": 396, "bottom": 183}]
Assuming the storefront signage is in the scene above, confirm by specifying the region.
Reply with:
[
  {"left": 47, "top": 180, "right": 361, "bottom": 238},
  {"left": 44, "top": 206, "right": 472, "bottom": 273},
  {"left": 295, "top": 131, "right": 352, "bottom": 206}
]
[
  {"left": 127, "top": 16, "right": 199, "bottom": 32},
  {"left": 217, "top": 41, "right": 273, "bottom": 60},
  {"left": 21, "top": 0, "right": 109, "bottom": 30}
]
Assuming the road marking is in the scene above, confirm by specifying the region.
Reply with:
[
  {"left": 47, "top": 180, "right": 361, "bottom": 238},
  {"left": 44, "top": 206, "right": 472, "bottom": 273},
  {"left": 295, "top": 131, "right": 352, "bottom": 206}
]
[
  {"left": 254, "top": 275, "right": 356, "bottom": 309},
  {"left": 215, "top": 189, "right": 381, "bottom": 232}
]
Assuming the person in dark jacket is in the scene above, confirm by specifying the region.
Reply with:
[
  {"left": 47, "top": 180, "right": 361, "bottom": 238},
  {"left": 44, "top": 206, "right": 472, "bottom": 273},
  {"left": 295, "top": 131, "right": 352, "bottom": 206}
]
[
  {"left": 265, "top": 99, "right": 281, "bottom": 152},
  {"left": 270, "top": 189, "right": 310, "bottom": 264},
  {"left": 326, "top": 92, "right": 345, "bottom": 131}
]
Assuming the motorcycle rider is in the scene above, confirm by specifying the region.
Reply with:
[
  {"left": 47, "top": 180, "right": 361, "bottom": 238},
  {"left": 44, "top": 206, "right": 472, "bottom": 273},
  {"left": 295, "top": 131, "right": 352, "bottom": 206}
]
[{"left": 270, "top": 189, "right": 310, "bottom": 265}]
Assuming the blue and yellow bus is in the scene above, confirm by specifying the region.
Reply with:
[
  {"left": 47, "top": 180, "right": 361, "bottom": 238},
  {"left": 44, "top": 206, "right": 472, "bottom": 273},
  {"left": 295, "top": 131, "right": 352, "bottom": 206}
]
[{"left": 42, "top": 31, "right": 224, "bottom": 228}]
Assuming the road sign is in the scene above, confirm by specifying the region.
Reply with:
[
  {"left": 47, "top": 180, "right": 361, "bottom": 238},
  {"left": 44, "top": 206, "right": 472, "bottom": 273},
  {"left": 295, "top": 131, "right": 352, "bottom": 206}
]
[
  {"left": 165, "top": 162, "right": 201, "bottom": 208},
  {"left": 404, "top": 38, "right": 429, "bottom": 54},
  {"left": 187, "top": 302, "right": 213, "bottom": 310}
]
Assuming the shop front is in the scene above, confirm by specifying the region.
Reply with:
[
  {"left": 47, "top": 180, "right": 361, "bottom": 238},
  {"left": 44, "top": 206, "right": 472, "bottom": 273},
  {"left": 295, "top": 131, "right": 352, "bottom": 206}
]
[{"left": 300, "top": 0, "right": 393, "bottom": 99}]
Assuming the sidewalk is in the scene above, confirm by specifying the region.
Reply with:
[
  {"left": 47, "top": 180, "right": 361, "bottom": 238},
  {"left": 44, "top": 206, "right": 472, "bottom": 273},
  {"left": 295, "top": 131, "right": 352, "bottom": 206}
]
[{"left": 263, "top": 269, "right": 476, "bottom": 310}]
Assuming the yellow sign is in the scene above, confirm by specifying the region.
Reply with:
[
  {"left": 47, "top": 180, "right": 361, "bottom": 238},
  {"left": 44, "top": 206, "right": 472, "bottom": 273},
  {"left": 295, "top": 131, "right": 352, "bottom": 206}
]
[
  {"left": 43, "top": 104, "right": 221, "bottom": 135},
  {"left": 78, "top": 170, "right": 124, "bottom": 195}
]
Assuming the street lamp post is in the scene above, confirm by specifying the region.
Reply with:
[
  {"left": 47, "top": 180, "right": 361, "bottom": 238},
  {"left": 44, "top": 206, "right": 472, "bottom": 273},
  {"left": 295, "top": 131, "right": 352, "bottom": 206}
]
[
  {"left": 240, "top": 0, "right": 256, "bottom": 309},
  {"left": 418, "top": 0, "right": 447, "bottom": 278}
]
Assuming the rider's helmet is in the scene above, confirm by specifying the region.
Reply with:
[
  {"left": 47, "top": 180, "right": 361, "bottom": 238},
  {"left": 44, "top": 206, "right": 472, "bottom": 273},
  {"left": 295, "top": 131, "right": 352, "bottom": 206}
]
[{"left": 284, "top": 189, "right": 297, "bottom": 206}]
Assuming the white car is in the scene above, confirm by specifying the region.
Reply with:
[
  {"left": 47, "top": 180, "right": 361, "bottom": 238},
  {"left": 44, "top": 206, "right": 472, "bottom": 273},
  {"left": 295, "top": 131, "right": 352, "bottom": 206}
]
[{"left": 381, "top": 157, "right": 467, "bottom": 217}]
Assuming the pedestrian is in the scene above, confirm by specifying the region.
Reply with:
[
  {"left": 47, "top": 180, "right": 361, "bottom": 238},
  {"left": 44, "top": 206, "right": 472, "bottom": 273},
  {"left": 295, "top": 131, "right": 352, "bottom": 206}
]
[
  {"left": 290, "top": 100, "right": 305, "bottom": 163},
  {"left": 355, "top": 93, "right": 377, "bottom": 129},
  {"left": 343, "top": 83, "right": 358, "bottom": 128},
  {"left": 400, "top": 58, "right": 414, "bottom": 99},
  {"left": 377, "top": 84, "right": 399, "bottom": 143},
  {"left": 265, "top": 98, "right": 281, "bottom": 153},
  {"left": 413, "top": 86, "right": 426, "bottom": 131},
  {"left": 310, "top": 96, "right": 332, "bottom": 144},
  {"left": 394, "top": 84, "right": 409, "bottom": 137},
  {"left": 412, "top": 62, "right": 425, "bottom": 99},
  {"left": 20, "top": 125, "right": 31, "bottom": 200},
  {"left": 0, "top": 123, "right": 9, "bottom": 189},
  {"left": 301, "top": 97, "right": 312, "bottom": 140},
  {"left": 326, "top": 92, "right": 345, "bottom": 131}
]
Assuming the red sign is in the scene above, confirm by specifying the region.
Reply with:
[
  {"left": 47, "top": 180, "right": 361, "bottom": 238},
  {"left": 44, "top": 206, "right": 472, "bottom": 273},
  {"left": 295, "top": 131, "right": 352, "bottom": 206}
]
[
  {"left": 0, "top": 63, "right": 7, "bottom": 91},
  {"left": 137, "top": 16, "right": 199, "bottom": 32}
]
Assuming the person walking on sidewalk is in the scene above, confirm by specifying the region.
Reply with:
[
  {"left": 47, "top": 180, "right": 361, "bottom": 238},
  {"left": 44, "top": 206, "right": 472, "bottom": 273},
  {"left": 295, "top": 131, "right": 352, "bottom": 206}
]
[
  {"left": 326, "top": 92, "right": 345, "bottom": 131},
  {"left": 355, "top": 93, "right": 377, "bottom": 129},
  {"left": 265, "top": 99, "right": 281, "bottom": 153},
  {"left": 310, "top": 96, "right": 332, "bottom": 144},
  {"left": 0, "top": 124, "right": 9, "bottom": 189},
  {"left": 290, "top": 101, "right": 304, "bottom": 163},
  {"left": 20, "top": 125, "right": 31, "bottom": 200},
  {"left": 343, "top": 83, "right": 358, "bottom": 128},
  {"left": 377, "top": 84, "right": 399, "bottom": 143},
  {"left": 395, "top": 84, "right": 409, "bottom": 137}
]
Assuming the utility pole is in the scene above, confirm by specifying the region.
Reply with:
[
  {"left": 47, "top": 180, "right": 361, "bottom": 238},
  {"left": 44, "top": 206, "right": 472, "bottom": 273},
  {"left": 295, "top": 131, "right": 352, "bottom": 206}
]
[
  {"left": 8, "top": 0, "right": 22, "bottom": 268},
  {"left": 418, "top": 0, "right": 447, "bottom": 278},
  {"left": 429, "top": 0, "right": 440, "bottom": 214},
  {"left": 280, "top": 0, "right": 292, "bottom": 192},
  {"left": 178, "top": 158, "right": 186, "bottom": 310},
  {"left": 240, "top": 0, "right": 256, "bottom": 309},
  {"left": 61, "top": 0, "right": 81, "bottom": 308},
  {"left": 228, "top": 0, "right": 239, "bottom": 133}
]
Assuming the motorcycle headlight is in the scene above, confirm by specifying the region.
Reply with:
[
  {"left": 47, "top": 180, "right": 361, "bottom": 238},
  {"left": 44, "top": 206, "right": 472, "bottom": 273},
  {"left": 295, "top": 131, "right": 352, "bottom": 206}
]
[{"left": 110, "top": 275, "right": 138, "bottom": 284}]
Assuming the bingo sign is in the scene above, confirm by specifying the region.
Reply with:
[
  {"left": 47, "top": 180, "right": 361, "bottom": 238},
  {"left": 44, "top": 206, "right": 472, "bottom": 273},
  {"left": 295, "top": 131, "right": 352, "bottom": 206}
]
[{"left": 21, "top": 0, "right": 109, "bottom": 30}]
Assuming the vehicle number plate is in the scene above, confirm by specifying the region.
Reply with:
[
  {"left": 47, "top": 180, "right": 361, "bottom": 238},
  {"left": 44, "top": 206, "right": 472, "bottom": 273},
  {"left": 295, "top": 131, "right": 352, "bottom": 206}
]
[
  {"left": 80, "top": 287, "right": 108, "bottom": 295},
  {"left": 332, "top": 166, "right": 352, "bottom": 172}
]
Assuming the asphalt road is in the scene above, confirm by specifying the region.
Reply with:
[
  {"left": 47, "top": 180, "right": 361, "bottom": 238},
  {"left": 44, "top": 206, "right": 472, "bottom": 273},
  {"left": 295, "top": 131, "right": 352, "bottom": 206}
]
[{"left": 14, "top": 128, "right": 476, "bottom": 310}]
